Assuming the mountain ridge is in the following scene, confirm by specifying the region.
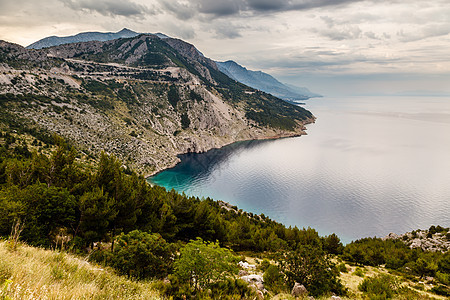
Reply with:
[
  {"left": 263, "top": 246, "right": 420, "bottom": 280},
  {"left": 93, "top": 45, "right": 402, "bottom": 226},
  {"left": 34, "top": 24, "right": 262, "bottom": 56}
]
[
  {"left": 26, "top": 29, "right": 319, "bottom": 101},
  {"left": 1, "top": 34, "right": 314, "bottom": 175},
  {"left": 26, "top": 28, "right": 141, "bottom": 49},
  {"left": 216, "top": 60, "right": 321, "bottom": 101}
]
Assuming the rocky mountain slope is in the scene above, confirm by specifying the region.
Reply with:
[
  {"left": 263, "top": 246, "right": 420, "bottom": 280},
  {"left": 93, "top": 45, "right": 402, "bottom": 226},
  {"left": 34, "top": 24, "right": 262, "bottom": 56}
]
[
  {"left": 216, "top": 60, "right": 321, "bottom": 101},
  {"left": 0, "top": 35, "right": 314, "bottom": 175},
  {"left": 26, "top": 29, "right": 319, "bottom": 101},
  {"left": 26, "top": 28, "right": 140, "bottom": 49}
]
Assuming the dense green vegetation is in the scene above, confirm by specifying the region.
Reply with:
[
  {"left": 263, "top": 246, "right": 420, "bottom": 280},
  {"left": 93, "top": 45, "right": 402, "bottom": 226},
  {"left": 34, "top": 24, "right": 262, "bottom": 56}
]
[
  {"left": 0, "top": 133, "right": 348, "bottom": 298},
  {"left": 343, "top": 235, "right": 450, "bottom": 295}
]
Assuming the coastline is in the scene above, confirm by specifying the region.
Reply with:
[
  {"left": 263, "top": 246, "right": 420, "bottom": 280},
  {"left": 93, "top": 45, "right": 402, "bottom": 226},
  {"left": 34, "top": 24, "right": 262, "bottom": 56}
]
[{"left": 146, "top": 116, "right": 315, "bottom": 179}]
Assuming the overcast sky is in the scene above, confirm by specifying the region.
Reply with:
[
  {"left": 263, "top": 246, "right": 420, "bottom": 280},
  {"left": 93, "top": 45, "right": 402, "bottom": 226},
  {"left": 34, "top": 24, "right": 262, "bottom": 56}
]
[{"left": 1, "top": 0, "right": 449, "bottom": 96}]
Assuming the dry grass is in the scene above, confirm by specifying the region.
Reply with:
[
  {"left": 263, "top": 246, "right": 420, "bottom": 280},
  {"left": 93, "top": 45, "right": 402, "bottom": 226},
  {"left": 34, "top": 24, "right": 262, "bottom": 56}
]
[
  {"left": 0, "top": 240, "right": 161, "bottom": 299},
  {"left": 338, "top": 262, "right": 446, "bottom": 300}
]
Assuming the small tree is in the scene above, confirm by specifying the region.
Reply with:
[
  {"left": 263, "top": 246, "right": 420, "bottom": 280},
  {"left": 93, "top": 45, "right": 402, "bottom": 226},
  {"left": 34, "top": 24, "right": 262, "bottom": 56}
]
[
  {"left": 323, "top": 233, "right": 344, "bottom": 255},
  {"left": 263, "top": 264, "right": 285, "bottom": 293},
  {"left": 180, "top": 113, "right": 190, "bottom": 129},
  {"left": 280, "top": 245, "right": 346, "bottom": 297},
  {"left": 174, "top": 238, "right": 238, "bottom": 291},
  {"left": 110, "top": 230, "right": 173, "bottom": 279}
]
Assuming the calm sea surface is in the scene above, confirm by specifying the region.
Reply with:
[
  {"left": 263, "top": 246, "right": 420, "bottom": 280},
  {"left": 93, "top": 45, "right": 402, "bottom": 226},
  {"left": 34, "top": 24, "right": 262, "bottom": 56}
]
[{"left": 149, "top": 96, "right": 450, "bottom": 243}]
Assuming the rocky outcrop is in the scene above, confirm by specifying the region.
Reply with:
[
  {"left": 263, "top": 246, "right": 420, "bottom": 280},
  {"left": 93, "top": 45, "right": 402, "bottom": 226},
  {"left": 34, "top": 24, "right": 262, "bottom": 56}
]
[
  {"left": 291, "top": 282, "right": 308, "bottom": 297},
  {"left": 383, "top": 227, "right": 450, "bottom": 252}
]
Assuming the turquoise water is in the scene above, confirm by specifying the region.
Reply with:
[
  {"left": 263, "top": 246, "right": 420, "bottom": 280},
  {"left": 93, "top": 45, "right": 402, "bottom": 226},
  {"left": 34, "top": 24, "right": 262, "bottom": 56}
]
[{"left": 149, "top": 96, "right": 450, "bottom": 243}]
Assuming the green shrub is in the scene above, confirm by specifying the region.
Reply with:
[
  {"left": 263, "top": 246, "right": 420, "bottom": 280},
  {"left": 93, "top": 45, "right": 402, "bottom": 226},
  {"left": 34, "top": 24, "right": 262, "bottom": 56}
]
[
  {"left": 209, "top": 278, "right": 255, "bottom": 299},
  {"left": 430, "top": 285, "right": 450, "bottom": 296},
  {"left": 180, "top": 113, "right": 190, "bottom": 129},
  {"left": 173, "top": 238, "right": 238, "bottom": 291},
  {"left": 167, "top": 85, "right": 180, "bottom": 108},
  {"left": 322, "top": 233, "right": 344, "bottom": 255},
  {"left": 109, "top": 230, "right": 174, "bottom": 279},
  {"left": 338, "top": 263, "right": 348, "bottom": 273},
  {"left": 358, "top": 274, "right": 400, "bottom": 299},
  {"left": 280, "top": 245, "right": 346, "bottom": 297},
  {"left": 263, "top": 264, "right": 285, "bottom": 293},
  {"left": 435, "top": 271, "right": 450, "bottom": 285},
  {"left": 353, "top": 267, "right": 365, "bottom": 277}
]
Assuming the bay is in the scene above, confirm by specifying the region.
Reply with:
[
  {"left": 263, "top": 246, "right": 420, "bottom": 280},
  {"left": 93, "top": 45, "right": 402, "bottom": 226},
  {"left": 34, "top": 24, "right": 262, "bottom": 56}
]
[{"left": 149, "top": 96, "right": 450, "bottom": 243}]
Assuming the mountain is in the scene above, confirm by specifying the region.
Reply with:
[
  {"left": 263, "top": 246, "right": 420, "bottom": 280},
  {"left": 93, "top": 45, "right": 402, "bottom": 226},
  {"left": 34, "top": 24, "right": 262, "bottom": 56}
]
[
  {"left": 0, "top": 35, "right": 314, "bottom": 175},
  {"left": 26, "top": 30, "right": 319, "bottom": 101},
  {"left": 216, "top": 60, "right": 321, "bottom": 101},
  {"left": 26, "top": 28, "right": 140, "bottom": 49}
]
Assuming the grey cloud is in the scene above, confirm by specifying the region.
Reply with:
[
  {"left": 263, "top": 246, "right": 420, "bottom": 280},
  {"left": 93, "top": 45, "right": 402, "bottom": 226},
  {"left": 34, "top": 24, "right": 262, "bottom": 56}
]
[
  {"left": 246, "top": 0, "right": 289, "bottom": 11},
  {"left": 315, "top": 25, "right": 362, "bottom": 41},
  {"left": 397, "top": 24, "right": 450, "bottom": 42},
  {"left": 158, "top": 0, "right": 196, "bottom": 20},
  {"left": 158, "top": 0, "right": 366, "bottom": 19},
  {"left": 166, "top": 23, "right": 196, "bottom": 39},
  {"left": 61, "top": 0, "right": 152, "bottom": 17},
  {"left": 212, "top": 23, "right": 243, "bottom": 39},
  {"left": 198, "top": 0, "right": 241, "bottom": 16},
  {"left": 288, "top": 0, "right": 365, "bottom": 11},
  {"left": 364, "top": 31, "right": 379, "bottom": 40}
]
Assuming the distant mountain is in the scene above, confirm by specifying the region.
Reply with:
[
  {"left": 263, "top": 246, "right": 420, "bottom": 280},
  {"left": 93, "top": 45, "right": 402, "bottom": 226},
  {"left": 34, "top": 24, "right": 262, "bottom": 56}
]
[
  {"left": 216, "top": 60, "right": 321, "bottom": 101},
  {"left": 26, "top": 28, "right": 140, "bottom": 49}
]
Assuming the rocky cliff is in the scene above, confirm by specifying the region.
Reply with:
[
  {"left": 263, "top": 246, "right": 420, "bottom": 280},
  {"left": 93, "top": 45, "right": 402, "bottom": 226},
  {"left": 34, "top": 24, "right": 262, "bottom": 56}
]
[{"left": 0, "top": 35, "right": 314, "bottom": 175}]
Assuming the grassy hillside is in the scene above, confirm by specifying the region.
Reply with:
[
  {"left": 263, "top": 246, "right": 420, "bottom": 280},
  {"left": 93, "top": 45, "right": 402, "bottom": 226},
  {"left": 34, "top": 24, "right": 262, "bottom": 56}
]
[{"left": 0, "top": 241, "right": 160, "bottom": 299}]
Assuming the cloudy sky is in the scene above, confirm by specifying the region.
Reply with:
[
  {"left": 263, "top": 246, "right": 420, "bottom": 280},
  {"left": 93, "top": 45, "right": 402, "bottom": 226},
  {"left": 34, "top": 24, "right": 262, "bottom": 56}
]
[{"left": 1, "top": 0, "right": 449, "bottom": 96}]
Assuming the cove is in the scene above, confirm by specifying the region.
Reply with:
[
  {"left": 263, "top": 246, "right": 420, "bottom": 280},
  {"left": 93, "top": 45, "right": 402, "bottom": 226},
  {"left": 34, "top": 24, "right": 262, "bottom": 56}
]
[{"left": 149, "top": 96, "right": 450, "bottom": 243}]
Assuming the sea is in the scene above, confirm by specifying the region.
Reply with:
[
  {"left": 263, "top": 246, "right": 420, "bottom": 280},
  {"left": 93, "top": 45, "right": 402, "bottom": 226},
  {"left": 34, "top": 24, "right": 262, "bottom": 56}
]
[{"left": 149, "top": 96, "right": 450, "bottom": 243}]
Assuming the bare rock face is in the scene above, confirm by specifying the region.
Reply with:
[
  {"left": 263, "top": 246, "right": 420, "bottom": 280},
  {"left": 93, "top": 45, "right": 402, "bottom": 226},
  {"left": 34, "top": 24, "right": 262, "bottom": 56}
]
[{"left": 291, "top": 282, "right": 308, "bottom": 297}]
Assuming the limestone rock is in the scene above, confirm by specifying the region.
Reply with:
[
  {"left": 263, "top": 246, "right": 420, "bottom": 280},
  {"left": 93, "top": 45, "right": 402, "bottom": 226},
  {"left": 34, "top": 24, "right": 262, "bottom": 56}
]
[{"left": 291, "top": 282, "right": 308, "bottom": 297}]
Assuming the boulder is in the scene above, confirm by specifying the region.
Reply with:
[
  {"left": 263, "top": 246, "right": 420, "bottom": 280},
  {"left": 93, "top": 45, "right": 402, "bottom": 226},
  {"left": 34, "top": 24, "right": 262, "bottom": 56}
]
[
  {"left": 291, "top": 282, "right": 308, "bottom": 297},
  {"left": 238, "top": 269, "right": 249, "bottom": 276},
  {"left": 241, "top": 274, "right": 263, "bottom": 283}
]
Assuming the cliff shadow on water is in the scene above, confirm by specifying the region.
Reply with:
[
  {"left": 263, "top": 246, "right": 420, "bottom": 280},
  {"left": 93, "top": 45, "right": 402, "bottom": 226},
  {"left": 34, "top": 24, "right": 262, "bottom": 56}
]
[{"left": 148, "top": 139, "right": 278, "bottom": 189}]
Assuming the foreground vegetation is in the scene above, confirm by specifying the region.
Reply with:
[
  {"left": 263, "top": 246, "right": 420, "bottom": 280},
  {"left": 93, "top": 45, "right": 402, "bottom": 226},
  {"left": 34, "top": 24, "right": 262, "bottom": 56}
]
[
  {"left": 0, "top": 240, "right": 161, "bottom": 299},
  {"left": 0, "top": 132, "right": 449, "bottom": 299}
]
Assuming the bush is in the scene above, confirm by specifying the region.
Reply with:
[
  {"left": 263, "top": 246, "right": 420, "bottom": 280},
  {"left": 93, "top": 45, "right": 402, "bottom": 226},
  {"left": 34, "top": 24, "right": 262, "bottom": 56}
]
[
  {"left": 167, "top": 85, "right": 180, "bottom": 108},
  {"left": 323, "top": 233, "right": 344, "bottom": 255},
  {"left": 353, "top": 267, "right": 365, "bottom": 277},
  {"left": 263, "top": 264, "right": 285, "bottom": 293},
  {"left": 280, "top": 245, "right": 346, "bottom": 297},
  {"left": 430, "top": 285, "right": 450, "bottom": 296},
  {"left": 173, "top": 238, "right": 238, "bottom": 291},
  {"left": 358, "top": 274, "right": 400, "bottom": 299},
  {"left": 438, "top": 252, "right": 450, "bottom": 274},
  {"left": 338, "top": 263, "right": 348, "bottom": 273},
  {"left": 209, "top": 278, "right": 255, "bottom": 299},
  {"left": 109, "top": 230, "right": 174, "bottom": 279},
  {"left": 180, "top": 113, "right": 190, "bottom": 129}
]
